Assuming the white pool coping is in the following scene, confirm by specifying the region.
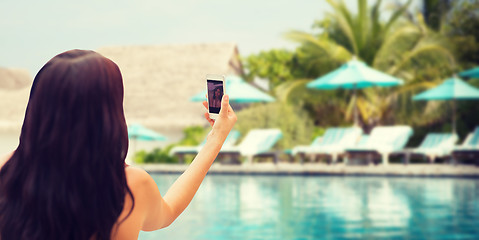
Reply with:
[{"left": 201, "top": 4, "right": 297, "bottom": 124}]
[{"left": 139, "top": 163, "right": 479, "bottom": 177}]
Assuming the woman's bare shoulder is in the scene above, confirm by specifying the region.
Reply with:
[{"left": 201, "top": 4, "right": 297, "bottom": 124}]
[
  {"left": 0, "top": 151, "right": 14, "bottom": 169},
  {"left": 125, "top": 165, "right": 148, "bottom": 177},
  {"left": 124, "top": 165, "right": 157, "bottom": 191}
]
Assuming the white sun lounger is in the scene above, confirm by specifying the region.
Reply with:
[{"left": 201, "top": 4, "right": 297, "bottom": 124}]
[
  {"left": 400, "top": 133, "right": 458, "bottom": 164},
  {"left": 452, "top": 126, "right": 479, "bottom": 165},
  {"left": 345, "top": 126, "right": 413, "bottom": 165},
  {"left": 289, "top": 127, "right": 362, "bottom": 164},
  {"left": 217, "top": 128, "right": 283, "bottom": 164},
  {"left": 170, "top": 129, "right": 240, "bottom": 163}
]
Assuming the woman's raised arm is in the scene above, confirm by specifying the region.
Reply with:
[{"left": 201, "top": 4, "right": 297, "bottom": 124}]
[{"left": 141, "top": 95, "right": 236, "bottom": 230}]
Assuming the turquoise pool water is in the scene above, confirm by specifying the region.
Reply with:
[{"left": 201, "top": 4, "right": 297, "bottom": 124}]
[{"left": 139, "top": 174, "right": 479, "bottom": 239}]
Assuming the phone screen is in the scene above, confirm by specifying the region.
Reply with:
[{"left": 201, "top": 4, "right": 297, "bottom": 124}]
[{"left": 207, "top": 80, "right": 224, "bottom": 114}]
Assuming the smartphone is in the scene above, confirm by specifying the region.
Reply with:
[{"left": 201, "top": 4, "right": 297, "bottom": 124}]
[{"left": 206, "top": 74, "right": 225, "bottom": 120}]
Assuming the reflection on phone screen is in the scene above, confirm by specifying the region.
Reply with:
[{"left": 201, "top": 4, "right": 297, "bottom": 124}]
[{"left": 207, "top": 80, "right": 224, "bottom": 114}]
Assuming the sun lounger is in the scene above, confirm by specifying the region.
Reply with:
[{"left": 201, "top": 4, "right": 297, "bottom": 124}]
[
  {"left": 284, "top": 136, "right": 322, "bottom": 162},
  {"left": 217, "top": 128, "right": 283, "bottom": 164},
  {"left": 356, "top": 134, "right": 369, "bottom": 147},
  {"left": 170, "top": 130, "right": 241, "bottom": 163},
  {"left": 289, "top": 127, "right": 362, "bottom": 164},
  {"left": 451, "top": 127, "right": 479, "bottom": 165},
  {"left": 342, "top": 134, "right": 369, "bottom": 164},
  {"left": 345, "top": 126, "right": 413, "bottom": 165},
  {"left": 400, "top": 133, "right": 458, "bottom": 164}
]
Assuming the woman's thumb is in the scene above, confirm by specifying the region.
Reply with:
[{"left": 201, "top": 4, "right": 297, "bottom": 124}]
[{"left": 219, "top": 95, "right": 229, "bottom": 115}]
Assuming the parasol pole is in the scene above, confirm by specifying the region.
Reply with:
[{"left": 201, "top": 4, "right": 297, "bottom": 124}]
[
  {"left": 351, "top": 55, "right": 359, "bottom": 126},
  {"left": 353, "top": 83, "right": 358, "bottom": 126},
  {"left": 452, "top": 99, "right": 456, "bottom": 134}
]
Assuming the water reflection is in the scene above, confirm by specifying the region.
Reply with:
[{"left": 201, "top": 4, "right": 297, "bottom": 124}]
[
  {"left": 367, "top": 180, "right": 411, "bottom": 227},
  {"left": 140, "top": 175, "right": 479, "bottom": 240}
]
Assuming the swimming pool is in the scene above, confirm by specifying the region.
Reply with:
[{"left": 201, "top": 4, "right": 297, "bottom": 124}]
[{"left": 139, "top": 174, "right": 479, "bottom": 239}]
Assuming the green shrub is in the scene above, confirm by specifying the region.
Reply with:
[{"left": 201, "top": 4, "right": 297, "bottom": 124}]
[
  {"left": 135, "top": 126, "right": 209, "bottom": 164},
  {"left": 133, "top": 150, "right": 147, "bottom": 164},
  {"left": 134, "top": 146, "right": 179, "bottom": 164},
  {"left": 175, "top": 126, "right": 209, "bottom": 163},
  {"left": 235, "top": 102, "right": 314, "bottom": 150},
  {"left": 178, "top": 126, "right": 208, "bottom": 146},
  {"left": 311, "top": 126, "right": 326, "bottom": 141}
]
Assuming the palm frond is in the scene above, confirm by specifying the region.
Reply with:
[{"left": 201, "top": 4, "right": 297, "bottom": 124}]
[
  {"left": 370, "top": 0, "right": 383, "bottom": 37},
  {"left": 274, "top": 79, "right": 311, "bottom": 103},
  {"left": 395, "top": 79, "right": 442, "bottom": 95},
  {"left": 358, "top": 0, "right": 369, "bottom": 49},
  {"left": 326, "top": 0, "right": 358, "bottom": 54},
  {"left": 285, "top": 30, "right": 352, "bottom": 74},
  {"left": 391, "top": 42, "right": 456, "bottom": 75},
  {"left": 383, "top": 0, "right": 412, "bottom": 35},
  {"left": 373, "top": 23, "right": 421, "bottom": 69}
]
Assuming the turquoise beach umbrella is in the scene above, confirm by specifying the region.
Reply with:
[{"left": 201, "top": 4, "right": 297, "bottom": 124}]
[
  {"left": 191, "top": 75, "right": 275, "bottom": 103},
  {"left": 307, "top": 58, "right": 403, "bottom": 125},
  {"left": 413, "top": 77, "right": 479, "bottom": 101},
  {"left": 459, "top": 67, "right": 479, "bottom": 79},
  {"left": 128, "top": 124, "right": 167, "bottom": 141},
  {"left": 307, "top": 59, "right": 403, "bottom": 89},
  {"left": 413, "top": 77, "right": 479, "bottom": 133},
  {"left": 127, "top": 124, "right": 167, "bottom": 155}
]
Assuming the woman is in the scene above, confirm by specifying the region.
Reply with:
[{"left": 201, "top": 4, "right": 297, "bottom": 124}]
[
  {"left": 210, "top": 86, "right": 223, "bottom": 109},
  {"left": 0, "top": 50, "right": 236, "bottom": 240}
]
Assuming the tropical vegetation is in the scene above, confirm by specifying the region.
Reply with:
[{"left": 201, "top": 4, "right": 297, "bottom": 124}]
[
  {"left": 243, "top": 0, "right": 479, "bottom": 145},
  {"left": 134, "top": 126, "right": 206, "bottom": 164},
  {"left": 137, "top": 0, "right": 479, "bottom": 163}
]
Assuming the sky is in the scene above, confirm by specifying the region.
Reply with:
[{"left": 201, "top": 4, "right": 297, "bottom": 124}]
[{"left": 0, "top": 0, "right": 420, "bottom": 76}]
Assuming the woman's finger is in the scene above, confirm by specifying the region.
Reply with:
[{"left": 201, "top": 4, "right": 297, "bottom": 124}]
[
  {"left": 204, "top": 112, "right": 214, "bottom": 126},
  {"left": 202, "top": 101, "right": 208, "bottom": 110}
]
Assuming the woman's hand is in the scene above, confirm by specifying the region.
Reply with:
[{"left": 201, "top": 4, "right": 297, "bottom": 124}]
[{"left": 202, "top": 94, "right": 237, "bottom": 135}]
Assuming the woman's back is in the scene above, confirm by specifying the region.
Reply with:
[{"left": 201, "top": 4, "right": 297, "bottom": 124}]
[
  {"left": 0, "top": 154, "right": 159, "bottom": 239},
  {"left": 114, "top": 166, "right": 156, "bottom": 239}
]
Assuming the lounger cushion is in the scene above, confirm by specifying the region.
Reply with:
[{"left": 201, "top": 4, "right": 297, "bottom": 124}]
[
  {"left": 454, "top": 127, "right": 479, "bottom": 151},
  {"left": 347, "top": 126, "right": 413, "bottom": 154},
  {"left": 302, "top": 127, "right": 362, "bottom": 155},
  {"left": 413, "top": 133, "right": 458, "bottom": 157},
  {"left": 221, "top": 129, "right": 283, "bottom": 156},
  {"left": 170, "top": 129, "right": 241, "bottom": 155}
]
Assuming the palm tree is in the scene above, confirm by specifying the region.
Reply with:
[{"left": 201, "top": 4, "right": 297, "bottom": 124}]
[{"left": 283, "top": 0, "right": 456, "bottom": 130}]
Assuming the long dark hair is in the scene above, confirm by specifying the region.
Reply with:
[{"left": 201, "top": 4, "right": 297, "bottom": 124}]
[
  {"left": 212, "top": 86, "right": 223, "bottom": 100},
  {"left": 0, "top": 50, "right": 133, "bottom": 240}
]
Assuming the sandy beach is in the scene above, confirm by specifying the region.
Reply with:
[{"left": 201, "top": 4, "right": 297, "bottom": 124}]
[{"left": 0, "top": 127, "right": 182, "bottom": 162}]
